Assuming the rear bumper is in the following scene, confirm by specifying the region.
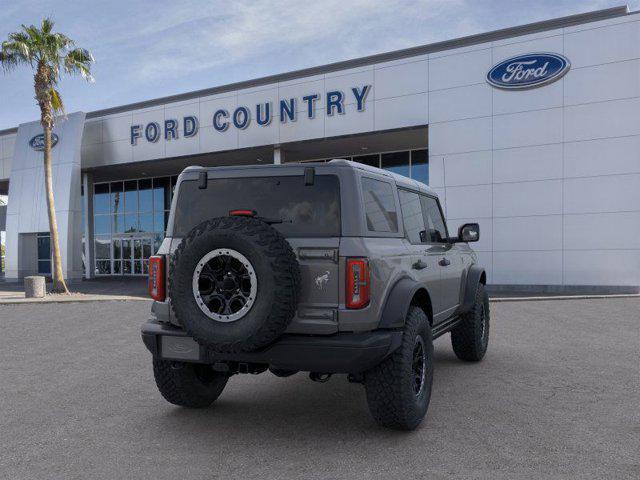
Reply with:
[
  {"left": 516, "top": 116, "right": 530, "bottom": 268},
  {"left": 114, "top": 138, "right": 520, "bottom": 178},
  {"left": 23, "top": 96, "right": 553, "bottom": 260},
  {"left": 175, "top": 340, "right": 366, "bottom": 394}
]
[{"left": 141, "top": 319, "right": 402, "bottom": 374}]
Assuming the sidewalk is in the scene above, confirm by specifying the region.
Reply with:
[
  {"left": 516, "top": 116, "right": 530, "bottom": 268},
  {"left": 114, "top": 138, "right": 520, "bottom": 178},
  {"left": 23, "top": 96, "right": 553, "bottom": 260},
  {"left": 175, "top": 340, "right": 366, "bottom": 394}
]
[{"left": 0, "top": 277, "right": 150, "bottom": 304}]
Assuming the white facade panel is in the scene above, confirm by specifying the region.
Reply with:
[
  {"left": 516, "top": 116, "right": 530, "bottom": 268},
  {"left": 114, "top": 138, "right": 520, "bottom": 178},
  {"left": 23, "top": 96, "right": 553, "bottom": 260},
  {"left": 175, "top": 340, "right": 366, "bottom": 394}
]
[
  {"left": 279, "top": 110, "right": 326, "bottom": 143},
  {"left": 564, "top": 60, "right": 640, "bottom": 106},
  {"left": 429, "top": 83, "right": 492, "bottom": 123},
  {"left": 324, "top": 68, "right": 374, "bottom": 107},
  {"left": 564, "top": 97, "right": 640, "bottom": 142},
  {"left": 492, "top": 143, "right": 563, "bottom": 183},
  {"left": 493, "top": 180, "right": 562, "bottom": 217},
  {"left": 373, "top": 93, "right": 428, "bottom": 131},
  {"left": 563, "top": 211, "right": 640, "bottom": 250},
  {"left": 102, "top": 114, "right": 133, "bottom": 143},
  {"left": 564, "top": 136, "right": 640, "bottom": 178},
  {"left": 428, "top": 48, "right": 492, "bottom": 91},
  {"left": 493, "top": 108, "right": 563, "bottom": 150},
  {"left": 493, "top": 250, "right": 563, "bottom": 285},
  {"left": 564, "top": 250, "right": 640, "bottom": 286},
  {"left": 325, "top": 102, "right": 374, "bottom": 138},
  {"left": 374, "top": 60, "right": 428, "bottom": 100},
  {"left": 444, "top": 184, "right": 492, "bottom": 220},
  {"left": 430, "top": 116, "right": 492, "bottom": 155},
  {"left": 440, "top": 150, "right": 492, "bottom": 187},
  {"left": 493, "top": 215, "right": 563, "bottom": 251},
  {"left": 492, "top": 80, "right": 563, "bottom": 115},
  {"left": 563, "top": 174, "right": 640, "bottom": 214},
  {"left": 564, "top": 20, "right": 640, "bottom": 68},
  {"left": 82, "top": 120, "right": 102, "bottom": 145}
]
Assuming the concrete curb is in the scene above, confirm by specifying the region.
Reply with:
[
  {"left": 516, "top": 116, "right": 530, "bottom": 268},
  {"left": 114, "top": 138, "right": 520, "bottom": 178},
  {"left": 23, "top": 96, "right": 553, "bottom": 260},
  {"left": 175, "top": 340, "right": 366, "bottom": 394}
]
[
  {"left": 0, "top": 295, "right": 150, "bottom": 305},
  {"left": 490, "top": 294, "right": 640, "bottom": 303}
]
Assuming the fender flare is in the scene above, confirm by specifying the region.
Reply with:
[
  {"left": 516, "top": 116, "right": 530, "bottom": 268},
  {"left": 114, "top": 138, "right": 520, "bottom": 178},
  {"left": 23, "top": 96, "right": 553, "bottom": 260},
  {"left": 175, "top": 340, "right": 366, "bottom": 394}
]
[
  {"left": 378, "top": 277, "right": 427, "bottom": 329},
  {"left": 460, "top": 265, "right": 486, "bottom": 314}
]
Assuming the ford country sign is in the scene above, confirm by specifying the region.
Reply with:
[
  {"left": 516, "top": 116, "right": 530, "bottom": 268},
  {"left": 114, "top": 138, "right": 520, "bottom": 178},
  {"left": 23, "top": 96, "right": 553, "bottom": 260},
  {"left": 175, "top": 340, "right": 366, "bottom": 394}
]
[
  {"left": 29, "top": 133, "right": 59, "bottom": 151},
  {"left": 487, "top": 53, "right": 570, "bottom": 90}
]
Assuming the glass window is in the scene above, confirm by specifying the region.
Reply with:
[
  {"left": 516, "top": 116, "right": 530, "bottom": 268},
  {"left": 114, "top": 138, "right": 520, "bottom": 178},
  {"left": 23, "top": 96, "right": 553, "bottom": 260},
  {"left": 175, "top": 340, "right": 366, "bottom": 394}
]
[
  {"left": 352, "top": 154, "right": 380, "bottom": 168},
  {"left": 420, "top": 195, "right": 448, "bottom": 243},
  {"left": 399, "top": 190, "right": 426, "bottom": 244},
  {"left": 113, "top": 239, "right": 122, "bottom": 259},
  {"left": 96, "top": 260, "right": 111, "bottom": 275},
  {"left": 94, "top": 215, "right": 111, "bottom": 235},
  {"left": 111, "top": 182, "right": 123, "bottom": 215},
  {"left": 113, "top": 260, "right": 121, "bottom": 275},
  {"left": 38, "top": 260, "right": 51, "bottom": 275},
  {"left": 112, "top": 214, "right": 124, "bottom": 234},
  {"left": 138, "top": 179, "right": 153, "bottom": 213},
  {"left": 361, "top": 177, "right": 398, "bottom": 233},
  {"left": 139, "top": 214, "right": 153, "bottom": 233},
  {"left": 37, "top": 234, "right": 51, "bottom": 260},
  {"left": 382, "top": 151, "right": 410, "bottom": 178},
  {"left": 153, "top": 212, "right": 166, "bottom": 233},
  {"left": 95, "top": 236, "right": 110, "bottom": 259},
  {"left": 173, "top": 175, "right": 341, "bottom": 237},
  {"left": 411, "top": 150, "right": 429, "bottom": 185},
  {"left": 124, "top": 214, "right": 138, "bottom": 233},
  {"left": 153, "top": 177, "right": 171, "bottom": 212},
  {"left": 124, "top": 180, "right": 138, "bottom": 213},
  {"left": 94, "top": 183, "right": 110, "bottom": 215}
]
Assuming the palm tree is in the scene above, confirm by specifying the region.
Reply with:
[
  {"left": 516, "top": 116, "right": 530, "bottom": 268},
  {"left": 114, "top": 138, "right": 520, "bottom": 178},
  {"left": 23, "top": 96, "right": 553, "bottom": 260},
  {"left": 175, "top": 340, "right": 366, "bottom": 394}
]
[{"left": 0, "top": 18, "right": 93, "bottom": 293}]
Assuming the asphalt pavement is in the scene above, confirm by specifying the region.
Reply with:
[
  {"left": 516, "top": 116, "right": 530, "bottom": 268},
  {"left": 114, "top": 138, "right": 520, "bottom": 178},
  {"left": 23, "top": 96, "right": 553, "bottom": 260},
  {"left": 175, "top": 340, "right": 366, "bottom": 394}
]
[{"left": 0, "top": 298, "right": 638, "bottom": 479}]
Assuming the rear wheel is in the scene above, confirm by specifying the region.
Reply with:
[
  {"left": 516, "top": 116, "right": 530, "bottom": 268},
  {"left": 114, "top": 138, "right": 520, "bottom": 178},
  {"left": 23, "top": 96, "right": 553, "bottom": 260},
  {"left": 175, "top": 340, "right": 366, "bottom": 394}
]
[
  {"left": 451, "top": 283, "right": 490, "bottom": 362},
  {"left": 364, "top": 307, "right": 433, "bottom": 430},
  {"left": 153, "top": 359, "right": 228, "bottom": 408}
]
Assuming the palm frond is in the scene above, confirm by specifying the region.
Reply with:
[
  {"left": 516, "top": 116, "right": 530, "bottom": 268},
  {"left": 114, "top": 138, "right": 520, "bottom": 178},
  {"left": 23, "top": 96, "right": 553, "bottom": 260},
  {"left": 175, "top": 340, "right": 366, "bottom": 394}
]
[
  {"left": 64, "top": 47, "right": 94, "bottom": 82},
  {"left": 50, "top": 87, "right": 64, "bottom": 114}
]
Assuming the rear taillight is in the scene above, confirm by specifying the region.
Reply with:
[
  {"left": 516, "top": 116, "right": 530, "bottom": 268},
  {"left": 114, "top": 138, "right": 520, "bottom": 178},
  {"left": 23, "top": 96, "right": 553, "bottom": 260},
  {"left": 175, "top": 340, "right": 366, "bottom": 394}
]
[
  {"left": 149, "top": 255, "right": 165, "bottom": 301},
  {"left": 346, "top": 258, "right": 370, "bottom": 309}
]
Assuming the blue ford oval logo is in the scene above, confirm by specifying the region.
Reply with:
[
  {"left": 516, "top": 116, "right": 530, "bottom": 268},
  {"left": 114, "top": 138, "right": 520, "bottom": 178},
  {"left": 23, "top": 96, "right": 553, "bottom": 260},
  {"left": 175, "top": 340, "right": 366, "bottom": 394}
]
[
  {"left": 29, "top": 133, "right": 59, "bottom": 151},
  {"left": 487, "top": 53, "right": 570, "bottom": 90}
]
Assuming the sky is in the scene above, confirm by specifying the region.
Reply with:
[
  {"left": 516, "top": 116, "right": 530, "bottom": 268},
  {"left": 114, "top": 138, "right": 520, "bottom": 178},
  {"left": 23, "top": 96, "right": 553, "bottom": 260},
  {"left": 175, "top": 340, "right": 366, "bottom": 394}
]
[{"left": 0, "top": 0, "right": 638, "bottom": 130}]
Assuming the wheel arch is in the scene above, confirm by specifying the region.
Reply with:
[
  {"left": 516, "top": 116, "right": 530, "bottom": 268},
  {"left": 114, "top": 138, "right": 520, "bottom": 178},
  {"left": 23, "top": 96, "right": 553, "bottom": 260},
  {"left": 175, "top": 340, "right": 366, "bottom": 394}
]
[
  {"left": 460, "top": 265, "right": 486, "bottom": 314},
  {"left": 378, "top": 278, "right": 434, "bottom": 329}
]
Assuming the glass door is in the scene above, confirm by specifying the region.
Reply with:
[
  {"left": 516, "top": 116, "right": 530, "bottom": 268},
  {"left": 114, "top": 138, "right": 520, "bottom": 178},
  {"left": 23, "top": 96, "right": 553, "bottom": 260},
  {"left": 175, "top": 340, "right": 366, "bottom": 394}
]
[{"left": 111, "top": 235, "right": 153, "bottom": 276}]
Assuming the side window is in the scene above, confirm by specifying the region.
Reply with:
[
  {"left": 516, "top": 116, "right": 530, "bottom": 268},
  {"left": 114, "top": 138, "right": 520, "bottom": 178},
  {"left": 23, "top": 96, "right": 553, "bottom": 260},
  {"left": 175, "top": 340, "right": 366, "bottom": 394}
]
[
  {"left": 420, "top": 195, "right": 448, "bottom": 243},
  {"left": 361, "top": 177, "right": 398, "bottom": 233},
  {"left": 398, "top": 189, "right": 427, "bottom": 244}
]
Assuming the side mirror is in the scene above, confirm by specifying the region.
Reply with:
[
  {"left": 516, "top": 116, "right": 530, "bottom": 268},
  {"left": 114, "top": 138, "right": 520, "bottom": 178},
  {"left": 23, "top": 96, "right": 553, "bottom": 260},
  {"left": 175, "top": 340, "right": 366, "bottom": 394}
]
[{"left": 457, "top": 223, "right": 480, "bottom": 243}]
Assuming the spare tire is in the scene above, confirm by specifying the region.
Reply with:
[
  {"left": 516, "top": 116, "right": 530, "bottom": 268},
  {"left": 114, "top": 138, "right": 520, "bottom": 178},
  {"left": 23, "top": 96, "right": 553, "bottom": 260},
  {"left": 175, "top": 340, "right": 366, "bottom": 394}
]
[{"left": 169, "top": 216, "right": 301, "bottom": 353}]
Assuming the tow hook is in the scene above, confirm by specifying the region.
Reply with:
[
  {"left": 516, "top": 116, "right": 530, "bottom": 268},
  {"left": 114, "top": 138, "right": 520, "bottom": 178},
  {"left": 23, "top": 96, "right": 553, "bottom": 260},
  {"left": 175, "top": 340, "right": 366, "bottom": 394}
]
[{"left": 309, "top": 372, "right": 332, "bottom": 383}]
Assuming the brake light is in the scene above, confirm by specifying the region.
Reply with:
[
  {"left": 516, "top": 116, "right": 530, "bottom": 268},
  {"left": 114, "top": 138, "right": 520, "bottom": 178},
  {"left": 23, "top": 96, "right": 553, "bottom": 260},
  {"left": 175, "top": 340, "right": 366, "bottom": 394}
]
[
  {"left": 229, "top": 209, "right": 256, "bottom": 217},
  {"left": 346, "top": 258, "right": 370, "bottom": 309},
  {"left": 149, "top": 255, "right": 165, "bottom": 301}
]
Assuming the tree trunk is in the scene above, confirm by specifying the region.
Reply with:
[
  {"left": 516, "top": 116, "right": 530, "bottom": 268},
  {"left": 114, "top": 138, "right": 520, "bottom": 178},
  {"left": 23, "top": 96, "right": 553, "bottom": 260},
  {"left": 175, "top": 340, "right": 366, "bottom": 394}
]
[{"left": 43, "top": 123, "right": 69, "bottom": 294}]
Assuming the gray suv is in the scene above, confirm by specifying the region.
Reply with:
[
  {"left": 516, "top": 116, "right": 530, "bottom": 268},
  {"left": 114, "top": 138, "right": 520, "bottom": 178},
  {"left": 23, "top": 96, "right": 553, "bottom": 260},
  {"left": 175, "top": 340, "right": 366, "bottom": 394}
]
[{"left": 142, "top": 160, "right": 489, "bottom": 430}]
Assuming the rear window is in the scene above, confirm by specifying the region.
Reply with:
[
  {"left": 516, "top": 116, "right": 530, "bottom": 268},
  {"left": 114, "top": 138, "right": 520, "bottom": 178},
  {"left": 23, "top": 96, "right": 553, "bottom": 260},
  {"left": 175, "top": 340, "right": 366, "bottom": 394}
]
[
  {"left": 361, "top": 177, "right": 398, "bottom": 233},
  {"left": 172, "top": 175, "right": 341, "bottom": 237}
]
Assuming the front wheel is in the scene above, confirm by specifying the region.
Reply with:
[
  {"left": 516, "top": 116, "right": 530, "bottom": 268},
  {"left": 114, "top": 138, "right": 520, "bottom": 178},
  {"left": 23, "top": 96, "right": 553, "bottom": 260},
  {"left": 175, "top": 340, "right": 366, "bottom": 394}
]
[
  {"left": 451, "top": 283, "right": 490, "bottom": 362},
  {"left": 364, "top": 307, "right": 433, "bottom": 430},
  {"left": 153, "top": 359, "right": 228, "bottom": 408}
]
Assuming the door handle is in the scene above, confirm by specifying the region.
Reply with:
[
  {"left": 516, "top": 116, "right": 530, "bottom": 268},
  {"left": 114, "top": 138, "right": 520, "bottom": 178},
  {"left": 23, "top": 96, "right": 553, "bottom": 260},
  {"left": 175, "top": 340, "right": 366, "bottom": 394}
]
[
  {"left": 439, "top": 257, "right": 451, "bottom": 267},
  {"left": 412, "top": 260, "right": 428, "bottom": 270}
]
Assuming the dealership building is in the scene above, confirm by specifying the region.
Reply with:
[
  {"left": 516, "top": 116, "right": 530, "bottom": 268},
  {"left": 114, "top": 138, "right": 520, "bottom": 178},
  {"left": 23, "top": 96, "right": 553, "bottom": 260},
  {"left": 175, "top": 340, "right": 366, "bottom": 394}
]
[{"left": 0, "top": 5, "right": 639, "bottom": 292}]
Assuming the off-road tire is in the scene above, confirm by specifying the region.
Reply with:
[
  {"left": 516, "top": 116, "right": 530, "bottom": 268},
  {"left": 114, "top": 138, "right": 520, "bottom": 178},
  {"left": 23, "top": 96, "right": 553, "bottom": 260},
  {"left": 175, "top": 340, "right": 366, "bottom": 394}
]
[
  {"left": 451, "top": 283, "right": 490, "bottom": 362},
  {"left": 169, "top": 216, "right": 301, "bottom": 353},
  {"left": 364, "top": 307, "right": 433, "bottom": 430},
  {"left": 153, "top": 359, "right": 228, "bottom": 408}
]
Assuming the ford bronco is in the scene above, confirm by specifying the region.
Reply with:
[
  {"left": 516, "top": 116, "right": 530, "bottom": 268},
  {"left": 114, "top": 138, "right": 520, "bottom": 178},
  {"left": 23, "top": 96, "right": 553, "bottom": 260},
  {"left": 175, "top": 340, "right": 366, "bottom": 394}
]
[{"left": 142, "top": 160, "right": 488, "bottom": 430}]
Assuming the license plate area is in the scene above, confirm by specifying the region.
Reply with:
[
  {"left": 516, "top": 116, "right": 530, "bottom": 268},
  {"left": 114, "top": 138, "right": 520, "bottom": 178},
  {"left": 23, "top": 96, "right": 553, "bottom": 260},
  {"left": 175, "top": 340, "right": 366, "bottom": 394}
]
[{"left": 160, "top": 335, "right": 201, "bottom": 361}]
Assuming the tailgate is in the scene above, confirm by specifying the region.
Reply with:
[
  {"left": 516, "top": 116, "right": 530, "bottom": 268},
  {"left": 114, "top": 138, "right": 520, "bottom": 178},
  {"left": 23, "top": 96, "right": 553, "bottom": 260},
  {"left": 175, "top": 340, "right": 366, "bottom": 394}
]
[{"left": 285, "top": 237, "right": 340, "bottom": 334}]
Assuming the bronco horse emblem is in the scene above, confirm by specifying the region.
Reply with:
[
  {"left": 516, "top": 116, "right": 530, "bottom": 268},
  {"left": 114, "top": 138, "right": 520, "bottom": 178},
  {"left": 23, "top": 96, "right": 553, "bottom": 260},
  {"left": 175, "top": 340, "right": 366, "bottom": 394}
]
[{"left": 315, "top": 271, "right": 330, "bottom": 290}]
